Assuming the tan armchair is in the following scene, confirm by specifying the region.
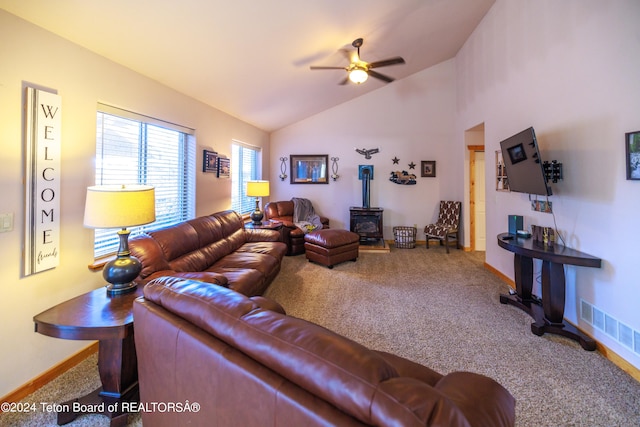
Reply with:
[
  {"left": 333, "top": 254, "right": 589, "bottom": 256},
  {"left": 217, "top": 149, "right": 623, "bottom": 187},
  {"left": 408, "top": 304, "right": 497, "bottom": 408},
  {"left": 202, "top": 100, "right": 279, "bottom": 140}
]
[
  {"left": 264, "top": 200, "right": 329, "bottom": 255},
  {"left": 424, "top": 201, "right": 461, "bottom": 253}
]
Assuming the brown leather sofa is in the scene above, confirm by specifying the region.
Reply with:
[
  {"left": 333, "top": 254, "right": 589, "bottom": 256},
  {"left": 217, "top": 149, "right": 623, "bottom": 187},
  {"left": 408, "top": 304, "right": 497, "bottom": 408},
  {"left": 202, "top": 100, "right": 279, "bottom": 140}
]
[
  {"left": 134, "top": 276, "right": 516, "bottom": 427},
  {"left": 264, "top": 200, "right": 330, "bottom": 255},
  {"left": 128, "top": 210, "right": 287, "bottom": 296}
]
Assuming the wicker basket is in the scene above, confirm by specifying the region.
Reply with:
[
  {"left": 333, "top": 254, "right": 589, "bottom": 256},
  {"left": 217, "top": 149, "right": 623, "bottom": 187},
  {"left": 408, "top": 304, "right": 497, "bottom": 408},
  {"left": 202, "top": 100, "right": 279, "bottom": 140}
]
[{"left": 393, "top": 226, "right": 417, "bottom": 249}]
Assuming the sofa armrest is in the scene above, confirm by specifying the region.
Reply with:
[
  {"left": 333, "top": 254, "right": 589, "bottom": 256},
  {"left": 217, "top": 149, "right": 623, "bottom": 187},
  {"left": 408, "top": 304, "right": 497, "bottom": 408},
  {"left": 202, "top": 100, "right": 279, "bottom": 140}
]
[
  {"left": 245, "top": 228, "right": 281, "bottom": 242},
  {"left": 249, "top": 296, "right": 286, "bottom": 314}
]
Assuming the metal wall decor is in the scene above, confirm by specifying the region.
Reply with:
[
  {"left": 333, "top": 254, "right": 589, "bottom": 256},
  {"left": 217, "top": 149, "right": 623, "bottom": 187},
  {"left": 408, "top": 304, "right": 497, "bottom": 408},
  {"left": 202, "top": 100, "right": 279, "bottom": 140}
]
[
  {"left": 330, "top": 157, "right": 339, "bottom": 181},
  {"left": 279, "top": 156, "right": 288, "bottom": 181}
]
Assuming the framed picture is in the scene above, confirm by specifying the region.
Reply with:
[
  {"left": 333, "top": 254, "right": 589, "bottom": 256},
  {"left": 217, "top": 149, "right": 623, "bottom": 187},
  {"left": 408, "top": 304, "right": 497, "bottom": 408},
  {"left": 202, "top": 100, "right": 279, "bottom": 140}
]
[
  {"left": 625, "top": 130, "right": 640, "bottom": 180},
  {"left": 290, "top": 154, "right": 329, "bottom": 184},
  {"left": 217, "top": 156, "right": 230, "bottom": 178},
  {"left": 421, "top": 161, "right": 436, "bottom": 178},
  {"left": 203, "top": 149, "right": 218, "bottom": 173}
]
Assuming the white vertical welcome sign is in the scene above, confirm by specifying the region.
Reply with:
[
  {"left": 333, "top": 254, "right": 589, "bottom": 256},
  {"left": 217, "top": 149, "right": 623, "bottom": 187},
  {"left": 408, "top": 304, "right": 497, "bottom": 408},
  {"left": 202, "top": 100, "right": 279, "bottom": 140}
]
[{"left": 24, "top": 87, "right": 61, "bottom": 276}]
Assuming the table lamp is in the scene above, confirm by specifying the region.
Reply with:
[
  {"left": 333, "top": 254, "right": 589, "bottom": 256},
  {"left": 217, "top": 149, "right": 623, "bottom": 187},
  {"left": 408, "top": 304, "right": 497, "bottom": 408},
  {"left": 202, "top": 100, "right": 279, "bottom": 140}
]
[
  {"left": 84, "top": 184, "right": 155, "bottom": 295},
  {"left": 246, "top": 180, "right": 270, "bottom": 225}
]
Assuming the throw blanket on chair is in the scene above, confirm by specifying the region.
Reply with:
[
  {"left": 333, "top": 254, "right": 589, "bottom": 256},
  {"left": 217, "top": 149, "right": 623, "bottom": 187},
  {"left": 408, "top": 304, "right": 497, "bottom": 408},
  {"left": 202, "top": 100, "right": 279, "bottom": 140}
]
[{"left": 292, "top": 198, "right": 323, "bottom": 234}]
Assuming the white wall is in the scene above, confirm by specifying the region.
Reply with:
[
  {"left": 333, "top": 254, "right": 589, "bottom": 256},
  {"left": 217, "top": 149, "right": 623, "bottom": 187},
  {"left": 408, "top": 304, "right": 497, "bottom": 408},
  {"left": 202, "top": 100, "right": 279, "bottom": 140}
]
[
  {"left": 0, "top": 11, "right": 269, "bottom": 397},
  {"left": 457, "top": 0, "right": 640, "bottom": 369},
  {"left": 271, "top": 59, "right": 460, "bottom": 236}
]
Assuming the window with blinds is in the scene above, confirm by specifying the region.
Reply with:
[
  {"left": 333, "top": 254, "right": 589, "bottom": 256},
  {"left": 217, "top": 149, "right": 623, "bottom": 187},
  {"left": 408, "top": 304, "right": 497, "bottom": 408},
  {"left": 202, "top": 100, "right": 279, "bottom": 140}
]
[
  {"left": 93, "top": 104, "right": 196, "bottom": 258},
  {"left": 231, "top": 141, "right": 260, "bottom": 215}
]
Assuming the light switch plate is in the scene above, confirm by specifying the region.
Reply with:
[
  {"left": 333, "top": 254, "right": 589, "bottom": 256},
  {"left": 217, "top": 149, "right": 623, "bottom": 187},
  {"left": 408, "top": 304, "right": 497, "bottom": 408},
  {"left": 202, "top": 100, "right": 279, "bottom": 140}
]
[{"left": 0, "top": 213, "right": 14, "bottom": 232}]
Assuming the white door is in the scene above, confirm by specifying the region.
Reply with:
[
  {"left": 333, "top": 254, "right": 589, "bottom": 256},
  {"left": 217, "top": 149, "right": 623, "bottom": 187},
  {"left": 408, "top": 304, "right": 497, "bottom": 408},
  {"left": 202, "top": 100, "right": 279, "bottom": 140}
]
[{"left": 474, "top": 152, "right": 486, "bottom": 250}]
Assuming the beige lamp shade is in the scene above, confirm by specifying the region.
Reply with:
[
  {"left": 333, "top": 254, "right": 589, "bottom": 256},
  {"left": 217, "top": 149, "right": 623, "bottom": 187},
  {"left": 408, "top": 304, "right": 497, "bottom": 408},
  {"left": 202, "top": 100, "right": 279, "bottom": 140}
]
[
  {"left": 84, "top": 184, "right": 156, "bottom": 229},
  {"left": 246, "top": 180, "right": 270, "bottom": 197}
]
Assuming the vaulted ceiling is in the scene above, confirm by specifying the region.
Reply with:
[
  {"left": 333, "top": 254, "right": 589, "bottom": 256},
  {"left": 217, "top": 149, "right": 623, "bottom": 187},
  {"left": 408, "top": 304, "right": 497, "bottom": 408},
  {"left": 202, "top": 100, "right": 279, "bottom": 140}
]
[{"left": 1, "top": 0, "right": 495, "bottom": 132}]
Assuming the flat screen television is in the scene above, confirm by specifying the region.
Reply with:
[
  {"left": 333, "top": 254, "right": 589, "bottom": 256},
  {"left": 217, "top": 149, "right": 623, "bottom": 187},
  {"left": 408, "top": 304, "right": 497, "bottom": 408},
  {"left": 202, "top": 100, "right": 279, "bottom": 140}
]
[{"left": 499, "top": 127, "right": 552, "bottom": 196}]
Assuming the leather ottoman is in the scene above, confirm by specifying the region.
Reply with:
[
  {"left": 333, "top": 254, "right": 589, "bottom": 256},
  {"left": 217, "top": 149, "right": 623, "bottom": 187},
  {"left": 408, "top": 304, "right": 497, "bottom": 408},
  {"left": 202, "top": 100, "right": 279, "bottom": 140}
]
[{"left": 304, "top": 229, "right": 360, "bottom": 269}]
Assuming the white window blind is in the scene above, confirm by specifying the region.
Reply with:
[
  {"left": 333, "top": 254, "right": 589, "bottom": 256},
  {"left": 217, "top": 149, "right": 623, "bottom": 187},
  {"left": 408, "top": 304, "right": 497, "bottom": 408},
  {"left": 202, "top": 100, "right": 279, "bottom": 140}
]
[
  {"left": 94, "top": 104, "right": 196, "bottom": 257},
  {"left": 231, "top": 141, "right": 260, "bottom": 215}
]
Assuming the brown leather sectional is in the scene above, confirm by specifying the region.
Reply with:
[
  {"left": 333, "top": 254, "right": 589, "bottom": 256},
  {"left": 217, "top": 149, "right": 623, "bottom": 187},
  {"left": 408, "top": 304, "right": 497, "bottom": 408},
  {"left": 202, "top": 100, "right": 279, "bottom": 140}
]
[
  {"left": 128, "top": 210, "right": 287, "bottom": 296},
  {"left": 134, "top": 277, "right": 516, "bottom": 426},
  {"left": 264, "top": 200, "right": 330, "bottom": 255}
]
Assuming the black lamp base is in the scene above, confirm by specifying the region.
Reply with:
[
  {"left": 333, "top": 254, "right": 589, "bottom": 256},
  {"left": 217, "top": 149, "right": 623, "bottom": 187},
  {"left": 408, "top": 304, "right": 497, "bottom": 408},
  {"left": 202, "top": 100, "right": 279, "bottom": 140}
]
[
  {"left": 103, "top": 229, "right": 141, "bottom": 297},
  {"left": 106, "top": 282, "right": 138, "bottom": 296},
  {"left": 250, "top": 210, "right": 264, "bottom": 225}
]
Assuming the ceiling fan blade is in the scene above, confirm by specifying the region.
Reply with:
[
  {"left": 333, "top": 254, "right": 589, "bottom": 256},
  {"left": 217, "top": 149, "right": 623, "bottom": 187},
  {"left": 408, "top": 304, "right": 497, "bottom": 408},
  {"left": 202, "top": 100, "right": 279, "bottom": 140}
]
[
  {"left": 310, "top": 66, "right": 348, "bottom": 70},
  {"left": 368, "top": 57, "right": 405, "bottom": 69},
  {"left": 368, "top": 70, "right": 395, "bottom": 83},
  {"left": 338, "top": 76, "right": 349, "bottom": 85}
]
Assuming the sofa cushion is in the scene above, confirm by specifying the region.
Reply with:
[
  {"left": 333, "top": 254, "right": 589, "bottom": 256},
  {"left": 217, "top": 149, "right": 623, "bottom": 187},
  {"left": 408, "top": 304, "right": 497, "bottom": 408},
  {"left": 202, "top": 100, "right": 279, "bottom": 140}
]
[{"left": 150, "top": 222, "right": 201, "bottom": 262}]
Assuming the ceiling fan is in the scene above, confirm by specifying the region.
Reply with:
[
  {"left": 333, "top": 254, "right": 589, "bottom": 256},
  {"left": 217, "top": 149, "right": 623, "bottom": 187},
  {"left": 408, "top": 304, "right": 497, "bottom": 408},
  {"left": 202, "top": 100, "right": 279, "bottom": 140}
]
[{"left": 310, "top": 38, "right": 405, "bottom": 85}]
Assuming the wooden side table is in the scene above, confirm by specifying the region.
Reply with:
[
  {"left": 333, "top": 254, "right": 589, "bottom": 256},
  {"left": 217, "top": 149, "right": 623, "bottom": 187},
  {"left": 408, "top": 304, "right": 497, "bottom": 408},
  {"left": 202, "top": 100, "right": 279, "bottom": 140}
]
[{"left": 33, "top": 286, "right": 142, "bottom": 426}]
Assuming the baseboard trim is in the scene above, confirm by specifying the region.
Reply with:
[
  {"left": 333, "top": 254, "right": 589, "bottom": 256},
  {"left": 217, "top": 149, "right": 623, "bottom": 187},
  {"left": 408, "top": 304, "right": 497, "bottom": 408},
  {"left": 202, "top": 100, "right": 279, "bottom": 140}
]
[
  {"left": 0, "top": 342, "right": 98, "bottom": 406},
  {"left": 484, "top": 262, "right": 639, "bottom": 383}
]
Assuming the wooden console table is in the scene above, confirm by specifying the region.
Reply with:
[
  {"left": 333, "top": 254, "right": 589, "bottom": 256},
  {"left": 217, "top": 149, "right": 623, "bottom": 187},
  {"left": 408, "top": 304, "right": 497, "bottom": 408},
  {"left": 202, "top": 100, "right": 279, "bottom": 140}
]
[
  {"left": 33, "top": 286, "right": 142, "bottom": 426},
  {"left": 497, "top": 233, "right": 602, "bottom": 350}
]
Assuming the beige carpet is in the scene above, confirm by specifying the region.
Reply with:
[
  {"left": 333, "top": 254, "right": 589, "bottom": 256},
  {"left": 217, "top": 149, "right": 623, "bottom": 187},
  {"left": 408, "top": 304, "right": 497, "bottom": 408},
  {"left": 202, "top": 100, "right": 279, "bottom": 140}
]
[{"left": 2, "top": 247, "right": 639, "bottom": 426}]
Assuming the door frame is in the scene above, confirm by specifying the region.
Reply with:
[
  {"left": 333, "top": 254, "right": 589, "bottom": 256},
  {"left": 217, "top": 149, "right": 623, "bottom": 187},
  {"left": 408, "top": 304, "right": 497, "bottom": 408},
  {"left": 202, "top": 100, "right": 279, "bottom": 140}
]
[{"left": 467, "top": 144, "right": 484, "bottom": 252}]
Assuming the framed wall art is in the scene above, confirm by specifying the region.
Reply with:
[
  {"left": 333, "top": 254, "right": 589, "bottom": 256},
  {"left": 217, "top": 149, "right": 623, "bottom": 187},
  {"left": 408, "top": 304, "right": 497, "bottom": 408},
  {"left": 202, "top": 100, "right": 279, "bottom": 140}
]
[
  {"left": 421, "top": 161, "right": 436, "bottom": 178},
  {"left": 217, "top": 156, "right": 230, "bottom": 178},
  {"left": 625, "top": 130, "right": 640, "bottom": 180},
  {"left": 203, "top": 149, "right": 218, "bottom": 173},
  {"left": 290, "top": 154, "right": 328, "bottom": 184}
]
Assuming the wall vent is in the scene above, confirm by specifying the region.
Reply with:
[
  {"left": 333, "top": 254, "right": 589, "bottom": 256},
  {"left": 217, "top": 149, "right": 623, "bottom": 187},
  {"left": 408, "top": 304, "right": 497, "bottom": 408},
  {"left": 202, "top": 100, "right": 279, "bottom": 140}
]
[{"left": 580, "top": 299, "right": 639, "bottom": 355}]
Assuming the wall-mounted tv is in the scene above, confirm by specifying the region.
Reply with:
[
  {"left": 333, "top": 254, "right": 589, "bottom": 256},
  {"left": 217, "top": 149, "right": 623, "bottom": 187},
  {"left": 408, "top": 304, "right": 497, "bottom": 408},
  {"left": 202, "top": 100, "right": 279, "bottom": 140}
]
[{"left": 499, "top": 127, "right": 552, "bottom": 196}]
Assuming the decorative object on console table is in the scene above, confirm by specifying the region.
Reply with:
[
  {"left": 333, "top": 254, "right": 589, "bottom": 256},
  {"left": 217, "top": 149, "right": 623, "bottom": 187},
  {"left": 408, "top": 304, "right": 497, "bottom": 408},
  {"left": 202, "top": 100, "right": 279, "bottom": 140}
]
[
  {"left": 84, "top": 184, "right": 155, "bottom": 295},
  {"left": 202, "top": 149, "right": 218, "bottom": 173},
  {"left": 246, "top": 180, "right": 270, "bottom": 225},
  {"left": 625, "top": 130, "right": 640, "bottom": 180},
  {"left": 217, "top": 156, "right": 230, "bottom": 178},
  {"left": 421, "top": 160, "right": 436, "bottom": 177},
  {"left": 290, "top": 154, "right": 328, "bottom": 184}
]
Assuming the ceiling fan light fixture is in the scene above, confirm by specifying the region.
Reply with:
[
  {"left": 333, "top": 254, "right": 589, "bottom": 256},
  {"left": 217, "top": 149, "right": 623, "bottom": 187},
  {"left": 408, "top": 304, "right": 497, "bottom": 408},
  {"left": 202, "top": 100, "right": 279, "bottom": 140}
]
[{"left": 349, "top": 67, "right": 368, "bottom": 84}]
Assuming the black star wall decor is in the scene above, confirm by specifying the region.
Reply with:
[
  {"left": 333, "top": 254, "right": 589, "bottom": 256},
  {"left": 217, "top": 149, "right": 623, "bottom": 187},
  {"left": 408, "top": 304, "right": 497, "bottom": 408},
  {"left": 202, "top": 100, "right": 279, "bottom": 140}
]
[
  {"left": 408, "top": 162, "right": 416, "bottom": 169},
  {"left": 392, "top": 157, "right": 399, "bottom": 164}
]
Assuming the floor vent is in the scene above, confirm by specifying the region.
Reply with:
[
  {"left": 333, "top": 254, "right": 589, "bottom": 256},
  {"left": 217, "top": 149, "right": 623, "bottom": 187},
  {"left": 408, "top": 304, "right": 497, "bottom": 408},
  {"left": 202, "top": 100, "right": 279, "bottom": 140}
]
[{"left": 580, "top": 299, "right": 639, "bottom": 355}]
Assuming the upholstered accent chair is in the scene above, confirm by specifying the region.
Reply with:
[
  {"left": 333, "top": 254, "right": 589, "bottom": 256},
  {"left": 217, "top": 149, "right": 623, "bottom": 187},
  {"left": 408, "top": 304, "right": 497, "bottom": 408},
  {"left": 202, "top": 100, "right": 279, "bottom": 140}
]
[{"left": 424, "top": 201, "right": 461, "bottom": 253}]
